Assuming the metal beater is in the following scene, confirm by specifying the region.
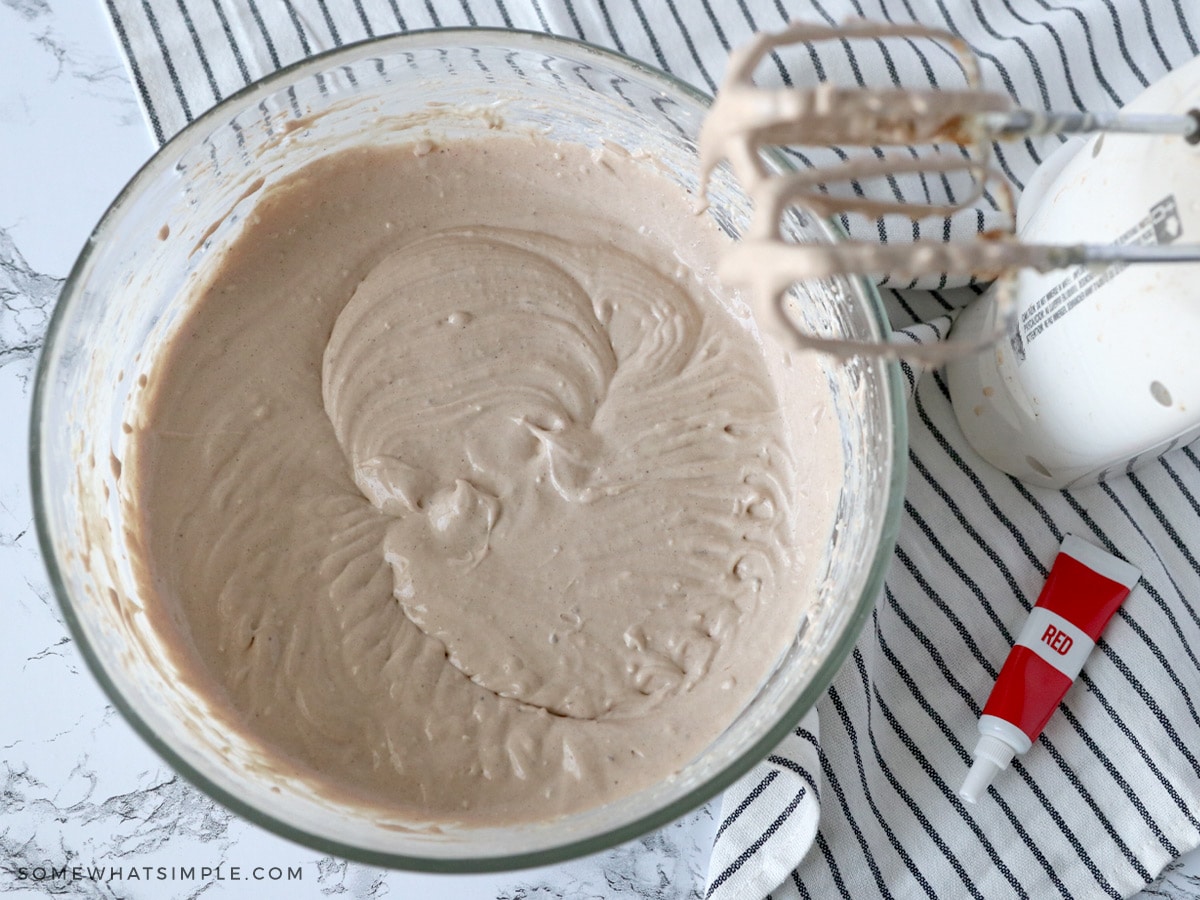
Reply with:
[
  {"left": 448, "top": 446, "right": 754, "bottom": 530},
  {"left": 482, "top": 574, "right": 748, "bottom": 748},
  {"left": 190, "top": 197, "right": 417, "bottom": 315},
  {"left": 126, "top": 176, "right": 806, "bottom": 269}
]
[{"left": 699, "top": 19, "right": 1200, "bottom": 364}]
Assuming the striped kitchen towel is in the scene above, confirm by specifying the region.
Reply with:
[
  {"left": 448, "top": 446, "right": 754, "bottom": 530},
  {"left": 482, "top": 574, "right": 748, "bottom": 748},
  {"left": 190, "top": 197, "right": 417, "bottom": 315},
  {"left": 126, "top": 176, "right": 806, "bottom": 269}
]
[{"left": 103, "top": 2, "right": 1200, "bottom": 899}]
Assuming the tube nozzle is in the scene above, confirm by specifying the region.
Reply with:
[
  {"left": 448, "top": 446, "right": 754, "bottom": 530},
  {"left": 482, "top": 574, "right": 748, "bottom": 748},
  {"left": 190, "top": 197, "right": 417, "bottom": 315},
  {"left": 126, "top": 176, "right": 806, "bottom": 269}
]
[{"left": 960, "top": 733, "right": 1017, "bottom": 803}]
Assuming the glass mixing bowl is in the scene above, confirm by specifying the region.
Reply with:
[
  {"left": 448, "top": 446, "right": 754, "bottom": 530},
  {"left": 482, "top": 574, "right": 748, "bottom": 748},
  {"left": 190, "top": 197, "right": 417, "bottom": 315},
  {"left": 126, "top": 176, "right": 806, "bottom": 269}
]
[{"left": 31, "top": 29, "right": 905, "bottom": 871}]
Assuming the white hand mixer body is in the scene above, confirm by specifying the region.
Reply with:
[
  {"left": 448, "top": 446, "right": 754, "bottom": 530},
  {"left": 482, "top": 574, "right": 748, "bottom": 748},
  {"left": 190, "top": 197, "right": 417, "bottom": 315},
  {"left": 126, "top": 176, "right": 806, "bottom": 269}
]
[
  {"left": 947, "top": 55, "right": 1200, "bottom": 489},
  {"left": 700, "top": 20, "right": 1200, "bottom": 489}
]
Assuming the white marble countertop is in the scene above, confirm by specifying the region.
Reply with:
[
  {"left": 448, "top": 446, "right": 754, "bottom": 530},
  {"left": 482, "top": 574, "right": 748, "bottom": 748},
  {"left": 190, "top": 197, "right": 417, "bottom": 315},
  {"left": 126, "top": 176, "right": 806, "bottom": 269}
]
[{"left": 2, "top": 4, "right": 1198, "bottom": 898}]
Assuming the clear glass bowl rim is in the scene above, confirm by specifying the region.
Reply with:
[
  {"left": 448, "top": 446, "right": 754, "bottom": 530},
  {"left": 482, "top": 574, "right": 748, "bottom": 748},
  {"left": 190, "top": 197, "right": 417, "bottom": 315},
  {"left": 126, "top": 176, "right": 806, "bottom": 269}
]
[{"left": 29, "top": 26, "right": 908, "bottom": 873}]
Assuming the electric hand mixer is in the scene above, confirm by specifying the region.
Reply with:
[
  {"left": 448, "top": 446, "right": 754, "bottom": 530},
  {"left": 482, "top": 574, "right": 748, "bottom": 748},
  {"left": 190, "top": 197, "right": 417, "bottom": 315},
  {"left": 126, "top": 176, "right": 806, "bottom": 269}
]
[{"left": 700, "top": 19, "right": 1200, "bottom": 488}]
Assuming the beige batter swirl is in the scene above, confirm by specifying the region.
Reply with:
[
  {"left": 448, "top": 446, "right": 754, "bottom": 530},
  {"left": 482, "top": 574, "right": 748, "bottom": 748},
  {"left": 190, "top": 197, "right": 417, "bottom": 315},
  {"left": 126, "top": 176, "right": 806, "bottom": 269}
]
[{"left": 131, "top": 133, "right": 842, "bottom": 824}]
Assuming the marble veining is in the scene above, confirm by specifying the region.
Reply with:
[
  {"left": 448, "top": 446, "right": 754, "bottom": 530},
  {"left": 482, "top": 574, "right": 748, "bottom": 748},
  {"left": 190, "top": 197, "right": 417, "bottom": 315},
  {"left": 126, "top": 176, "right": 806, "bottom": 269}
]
[
  {"left": 0, "top": 226, "right": 61, "bottom": 386},
  {"left": 0, "top": 1, "right": 1198, "bottom": 898},
  {"left": 5, "top": 0, "right": 52, "bottom": 20},
  {"left": 1152, "top": 861, "right": 1200, "bottom": 898},
  {"left": 496, "top": 810, "right": 714, "bottom": 900}
]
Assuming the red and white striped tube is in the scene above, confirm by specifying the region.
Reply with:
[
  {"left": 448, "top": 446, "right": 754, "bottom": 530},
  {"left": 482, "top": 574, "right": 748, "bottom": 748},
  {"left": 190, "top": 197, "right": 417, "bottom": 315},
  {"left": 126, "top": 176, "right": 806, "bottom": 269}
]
[{"left": 960, "top": 535, "right": 1141, "bottom": 804}]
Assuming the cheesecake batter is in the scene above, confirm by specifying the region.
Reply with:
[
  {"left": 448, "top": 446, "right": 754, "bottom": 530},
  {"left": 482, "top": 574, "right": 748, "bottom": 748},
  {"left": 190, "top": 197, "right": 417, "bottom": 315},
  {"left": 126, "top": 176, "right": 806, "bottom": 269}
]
[{"left": 130, "top": 132, "right": 843, "bottom": 824}]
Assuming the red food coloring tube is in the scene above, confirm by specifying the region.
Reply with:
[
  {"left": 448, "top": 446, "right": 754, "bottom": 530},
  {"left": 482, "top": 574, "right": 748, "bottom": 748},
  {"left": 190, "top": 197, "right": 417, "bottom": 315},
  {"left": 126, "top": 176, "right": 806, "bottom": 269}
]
[{"left": 960, "top": 535, "right": 1141, "bottom": 803}]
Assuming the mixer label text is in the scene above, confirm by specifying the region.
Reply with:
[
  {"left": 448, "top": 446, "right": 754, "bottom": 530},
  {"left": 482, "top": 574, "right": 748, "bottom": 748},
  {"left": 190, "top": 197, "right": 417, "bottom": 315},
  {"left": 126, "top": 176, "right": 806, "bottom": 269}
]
[{"left": 1012, "top": 194, "right": 1181, "bottom": 360}]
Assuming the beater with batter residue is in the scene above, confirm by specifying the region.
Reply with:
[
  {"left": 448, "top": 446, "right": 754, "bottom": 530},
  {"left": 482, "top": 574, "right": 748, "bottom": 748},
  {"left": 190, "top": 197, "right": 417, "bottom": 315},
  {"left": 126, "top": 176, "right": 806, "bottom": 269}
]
[{"left": 700, "top": 19, "right": 1200, "bottom": 365}]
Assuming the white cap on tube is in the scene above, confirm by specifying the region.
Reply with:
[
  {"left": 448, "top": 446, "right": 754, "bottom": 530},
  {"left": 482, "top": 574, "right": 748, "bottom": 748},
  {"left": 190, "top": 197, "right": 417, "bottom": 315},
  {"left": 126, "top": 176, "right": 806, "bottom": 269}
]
[{"left": 960, "top": 733, "right": 1018, "bottom": 803}]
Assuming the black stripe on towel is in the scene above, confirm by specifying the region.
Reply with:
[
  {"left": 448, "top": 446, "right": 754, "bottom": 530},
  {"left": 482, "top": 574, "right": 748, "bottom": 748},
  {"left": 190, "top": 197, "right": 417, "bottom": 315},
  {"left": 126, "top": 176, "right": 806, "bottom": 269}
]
[
  {"left": 244, "top": 0, "right": 282, "bottom": 69},
  {"left": 814, "top": 708, "right": 896, "bottom": 900},
  {"left": 208, "top": 0, "right": 251, "bottom": 84},
  {"left": 714, "top": 770, "right": 780, "bottom": 842},
  {"left": 706, "top": 787, "right": 808, "bottom": 898},
  {"left": 829, "top": 657, "right": 951, "bottom": 900},
  {"left": 105, "top": 0, "right": 166, "bottom": 144},
  {"left": 174, "top": 0, "right": 222, "bottom": 104},
  {"left": 140, "top": 0, "right": 194, "bottom": 123},
  {"left": 767, "top": 754, "right": 820, "bottom": 799}
]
